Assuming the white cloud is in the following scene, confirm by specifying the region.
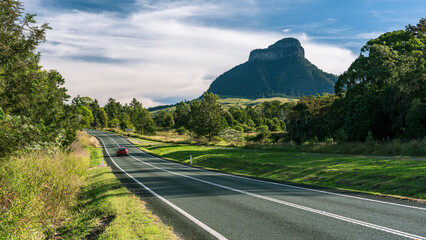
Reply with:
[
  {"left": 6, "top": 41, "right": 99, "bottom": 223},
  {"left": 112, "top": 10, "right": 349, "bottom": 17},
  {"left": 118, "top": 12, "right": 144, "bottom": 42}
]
[{"left": 28, "top": 1, "right": 356, "bottom": 107}]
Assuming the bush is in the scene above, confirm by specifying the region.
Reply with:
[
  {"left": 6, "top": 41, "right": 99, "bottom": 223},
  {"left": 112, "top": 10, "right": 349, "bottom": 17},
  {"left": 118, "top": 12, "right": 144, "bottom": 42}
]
[
  {"left": 334, "top": 129, "right": 348, "bottom": 144},
  {"left": 176, "top": 126, "right": 188, "bottom": 135},
  {"left": 256, "top": 125, "right": 269, "bottom": 132},
  {"left": 109, "top": 119, "right": 119, "bottom": 128},
  {"left": 219, "top": 128, "right": 244, "bottom": 143},
  {"left": 233, "top": 125, "right": 244, "bottom": 132},
  {"left": 252, "top": 125, "right": 271, "bottom": 143},
  {"left": 364, "top": 131, "right": 375, "bottom": 145}
]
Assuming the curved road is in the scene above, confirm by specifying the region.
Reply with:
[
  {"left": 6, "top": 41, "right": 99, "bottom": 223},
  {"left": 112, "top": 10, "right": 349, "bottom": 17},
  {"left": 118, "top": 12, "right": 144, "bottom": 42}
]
[{"left": 88, "top": 130, "right": 426, "bottom": 240}]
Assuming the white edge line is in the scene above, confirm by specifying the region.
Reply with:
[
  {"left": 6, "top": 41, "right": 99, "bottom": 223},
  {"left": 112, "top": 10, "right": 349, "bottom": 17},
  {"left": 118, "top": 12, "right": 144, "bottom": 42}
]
[
  {"left": 95, "top": 134, "right": 228, "bottom": 240},
  {"left": 97, "top": 132, "right": 426, "bottom": 240},
  {"left": 116, "top": 134, "right": 426, "bottom": 211}
]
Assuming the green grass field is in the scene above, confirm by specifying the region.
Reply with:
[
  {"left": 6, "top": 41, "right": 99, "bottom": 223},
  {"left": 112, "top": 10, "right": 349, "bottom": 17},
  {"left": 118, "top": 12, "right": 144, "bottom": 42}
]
[
  {"left": 150, "top": 96, "right": 297, "bottom": 114},
  {"left": 130, "top": 138, "right": 426, "bottom": 200},
  {"left": 218, "top": 97, "right": 297, "bottom": 108}
]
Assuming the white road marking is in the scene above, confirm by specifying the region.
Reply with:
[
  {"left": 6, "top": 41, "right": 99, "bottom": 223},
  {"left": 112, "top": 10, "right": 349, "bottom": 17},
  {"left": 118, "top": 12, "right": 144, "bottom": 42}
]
[
  {"left": 95, "top": 135, "right": 228, "bottom": 240},
  {"left": 98, "top": 132, "right": 426, "bottom": 240}
]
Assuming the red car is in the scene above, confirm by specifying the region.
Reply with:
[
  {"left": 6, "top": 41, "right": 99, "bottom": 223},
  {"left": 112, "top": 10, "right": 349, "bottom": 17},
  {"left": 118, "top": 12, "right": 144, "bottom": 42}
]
[{"left": 116, "top": 147, "right": 129, "bottom": 156}]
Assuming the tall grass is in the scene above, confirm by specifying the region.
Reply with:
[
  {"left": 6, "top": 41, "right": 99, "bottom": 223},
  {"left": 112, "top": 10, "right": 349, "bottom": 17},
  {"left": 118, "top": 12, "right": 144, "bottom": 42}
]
[
  {"left": 0, "top": 134, "right": 91, "bottom": 239},
  {"left": 246, "top": 138, "right": 426, "bottom": 157},
  {"left": 112, "top": 127, "right": 426, "bottom": 157}
]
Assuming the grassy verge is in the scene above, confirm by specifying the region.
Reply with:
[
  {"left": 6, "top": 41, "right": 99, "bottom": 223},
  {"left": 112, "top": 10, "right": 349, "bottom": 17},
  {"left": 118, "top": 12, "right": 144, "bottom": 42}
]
[
  {"left": 107, "top": 128, "right": 426, "bottom": 157},
  {"left": 0, "top": 131, "right": 178, "bottom": 239},
  {"left": 56, "top": 131, "right": 178, "bottom": 239},
  {"left": 0, "top": 139, "right": 89, "bottom": 238},
  {"left": 130, "top": 138, "right": 426, "bottom": 200}
]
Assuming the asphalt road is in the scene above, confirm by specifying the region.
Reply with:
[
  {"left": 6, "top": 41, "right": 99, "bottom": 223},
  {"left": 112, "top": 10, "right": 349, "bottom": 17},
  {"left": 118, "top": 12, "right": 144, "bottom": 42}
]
[{"left": 88, "top": 130, "right": 426, "bottom": 240}]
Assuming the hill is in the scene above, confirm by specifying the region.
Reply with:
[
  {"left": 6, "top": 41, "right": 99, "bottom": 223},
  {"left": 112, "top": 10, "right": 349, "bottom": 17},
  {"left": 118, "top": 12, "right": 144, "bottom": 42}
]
[{"left": 207, "top": 38, "right": 337, "bottom": 98}]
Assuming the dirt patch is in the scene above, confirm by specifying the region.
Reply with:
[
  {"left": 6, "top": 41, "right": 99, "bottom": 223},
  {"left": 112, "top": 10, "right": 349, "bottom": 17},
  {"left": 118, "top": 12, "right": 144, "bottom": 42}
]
[
  {"left": 85, "top": 215, "right": 115, "bottom": 240},
  {"left": 88, "top": 135, "right": 101, "bottom": 148}
]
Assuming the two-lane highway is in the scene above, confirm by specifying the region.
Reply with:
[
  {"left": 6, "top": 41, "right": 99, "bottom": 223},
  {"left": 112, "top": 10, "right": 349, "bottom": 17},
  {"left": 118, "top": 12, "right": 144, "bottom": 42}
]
[{"left": 88, "top": 130, "right": 426, "bottom": 240}]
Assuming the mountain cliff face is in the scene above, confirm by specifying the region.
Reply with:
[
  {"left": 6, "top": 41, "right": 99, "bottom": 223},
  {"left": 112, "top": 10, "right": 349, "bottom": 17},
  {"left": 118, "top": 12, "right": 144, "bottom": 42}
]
[{"left": 207, "top": 38, "right": 337, "bottom": 98}]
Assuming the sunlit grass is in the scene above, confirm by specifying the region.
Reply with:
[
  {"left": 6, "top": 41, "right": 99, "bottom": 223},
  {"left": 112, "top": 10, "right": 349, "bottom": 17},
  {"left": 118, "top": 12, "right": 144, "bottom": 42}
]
[
  {"left": 132, "top": 140, "right": 426, "bottom": 200},
  {"left": 58, "top": 167, "right": 178, "bottom": 240}
]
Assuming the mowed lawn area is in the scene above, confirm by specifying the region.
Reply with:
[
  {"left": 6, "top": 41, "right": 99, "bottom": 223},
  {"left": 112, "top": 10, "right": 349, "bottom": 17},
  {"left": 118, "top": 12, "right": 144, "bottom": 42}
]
[{"left": 130, "top": 138, "right": 426, "bottom": 200}]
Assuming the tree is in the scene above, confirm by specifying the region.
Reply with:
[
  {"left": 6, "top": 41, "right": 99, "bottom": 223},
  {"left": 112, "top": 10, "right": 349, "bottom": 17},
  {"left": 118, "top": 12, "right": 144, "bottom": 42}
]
[
  {"left": 98, "top": 108, "right": 108, "bottom": 128},
  {"left": 109, "top": 119, "right": 119, "bottom": 128},
  {"left": 77, "top": 106, "right": 94, "bottom": 129},
  {"left": 104, "top": 98, "right": 121, "bottom": 121},
  {"left": 174, "top": 102, "right": 190, "bottom": 129},
  {"left": 0, "top": 0, "right": 50, "bottom": 110},
  {"left": 334, "top": 19, "right": 425, "bottom": 141},
  {"left": 133, "top": 109, "right": 156, "bottom": 135},
  {"left": 189, "top": 93, "right": 226, "bottom": 140},
  {"left": 405, "top": 99, "right": 426, "bottom": 139},
  {"left": 0, "top": 1, "right": 77, "bottom": 154},
  {"left": 154, "top": 111, "right": 174, "bottom": 128}
]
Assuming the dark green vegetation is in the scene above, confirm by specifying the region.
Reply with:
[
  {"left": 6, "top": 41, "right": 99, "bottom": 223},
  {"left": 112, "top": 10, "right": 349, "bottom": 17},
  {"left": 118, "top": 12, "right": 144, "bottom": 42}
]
[
  {"left": 130, "top": 138, "right": 426, "bottom": 199},
  {"left": 334, "top": 23, "right": 426, "bottom": 142},
  {"left": 207, "top": 38, "right": 337, "bottom": 98},
  {"left": 0, "top": 1, "right": 77, "bottom": 158}
]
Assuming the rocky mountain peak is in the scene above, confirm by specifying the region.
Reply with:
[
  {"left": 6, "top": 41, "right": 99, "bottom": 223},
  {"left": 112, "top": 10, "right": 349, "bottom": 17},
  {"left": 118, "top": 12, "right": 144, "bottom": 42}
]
[{"left": 248, "top": 38, "right": 305, "bottom": 61}]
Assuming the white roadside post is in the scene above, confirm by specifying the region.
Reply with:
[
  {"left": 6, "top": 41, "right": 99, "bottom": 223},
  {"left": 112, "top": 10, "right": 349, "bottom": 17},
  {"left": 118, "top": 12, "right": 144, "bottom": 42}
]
[
  {"left": 190, "top": 155, "right": 192, "bottom": 165},
  {"left": 101, "top": 157, "right": 104, "bottom": 166}
]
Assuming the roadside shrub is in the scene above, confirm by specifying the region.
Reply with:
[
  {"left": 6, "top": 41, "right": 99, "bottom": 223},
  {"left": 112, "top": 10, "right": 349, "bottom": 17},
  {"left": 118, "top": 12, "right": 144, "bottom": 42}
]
[
  {"left": 256, "top": 125, "right": 269, "bottom": 132},
  {"left": 0, "top": 115, "right": 42, "bottom": 158},
  {"left": 253, "top": 125, "right": 271, "bottom": 143},
  {"left": 270, "top": 132, "right": 287, "bottom": 143},
  {"left": 176, "top": 126, "right": 188, "bottom": 135},
  {"left": 219, "top": 128, "right": 244, "bottom": 143},
  {"left": 334, "top": 129, "right": 348, "bottom": 144},
  {"left": 364, "top": 131, "right": 375, "bottom": 145},
  {"left": 233, "top": 125, "right": 244, "bottom": 132},
  {"left": 109, "top": 119, "right": 120, "bottom": 128}
]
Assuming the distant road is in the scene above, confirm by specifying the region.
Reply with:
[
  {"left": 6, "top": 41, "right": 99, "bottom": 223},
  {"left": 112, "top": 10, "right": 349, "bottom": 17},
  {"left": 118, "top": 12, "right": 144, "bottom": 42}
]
[{"left": 88, "top": 130, "right": 426, "bottom": 240}]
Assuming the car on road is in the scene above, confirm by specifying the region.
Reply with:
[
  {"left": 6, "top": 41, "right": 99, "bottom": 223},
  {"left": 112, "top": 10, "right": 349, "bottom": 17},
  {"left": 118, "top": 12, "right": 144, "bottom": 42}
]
[{"left": 116, "top": 147, "right": 129, "bottom": 156}]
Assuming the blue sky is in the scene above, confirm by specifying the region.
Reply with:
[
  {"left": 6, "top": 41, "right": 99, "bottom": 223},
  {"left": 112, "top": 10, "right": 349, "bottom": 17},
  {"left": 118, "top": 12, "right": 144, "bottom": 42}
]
[{"left": 23, "top": 0, "right": 425, "bottom": 107}]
